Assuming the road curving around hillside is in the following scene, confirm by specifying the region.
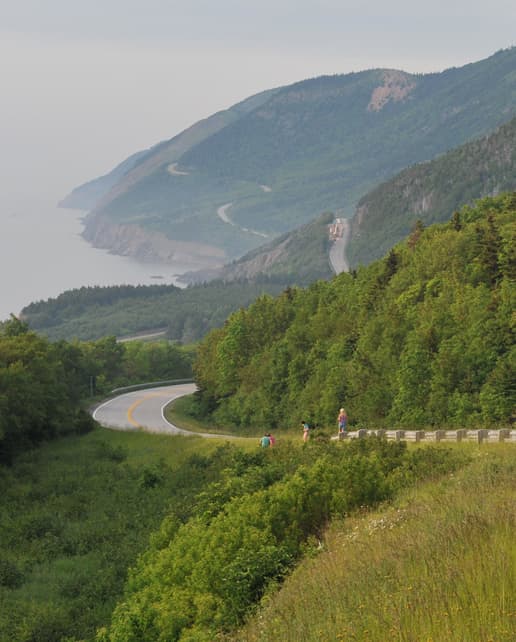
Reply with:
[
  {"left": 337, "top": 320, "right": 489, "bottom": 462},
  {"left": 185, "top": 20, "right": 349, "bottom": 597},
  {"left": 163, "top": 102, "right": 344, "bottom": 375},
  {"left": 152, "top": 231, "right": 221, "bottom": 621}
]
[
  {"left": 217, "top": 201, "right": 269, "bottom": 239},
  {"left": 329, "top": 218, "right": 350, "bottom": 274},
  {"left": 92, "top": 383, "right": 227, "bottom": 438}
]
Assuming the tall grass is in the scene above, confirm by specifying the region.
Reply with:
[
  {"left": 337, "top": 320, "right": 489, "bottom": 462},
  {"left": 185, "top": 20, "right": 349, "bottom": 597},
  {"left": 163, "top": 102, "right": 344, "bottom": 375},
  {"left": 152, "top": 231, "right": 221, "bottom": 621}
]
[{"left": 234, "top": 446, "right": 516, "bottom": 642}]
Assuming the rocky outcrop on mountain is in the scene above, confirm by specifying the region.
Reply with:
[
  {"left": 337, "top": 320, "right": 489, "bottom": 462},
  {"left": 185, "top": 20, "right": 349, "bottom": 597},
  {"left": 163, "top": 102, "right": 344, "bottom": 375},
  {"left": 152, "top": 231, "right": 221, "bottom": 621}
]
[{"left": 348, "top": 115, "right": 516, "bottom": 266}]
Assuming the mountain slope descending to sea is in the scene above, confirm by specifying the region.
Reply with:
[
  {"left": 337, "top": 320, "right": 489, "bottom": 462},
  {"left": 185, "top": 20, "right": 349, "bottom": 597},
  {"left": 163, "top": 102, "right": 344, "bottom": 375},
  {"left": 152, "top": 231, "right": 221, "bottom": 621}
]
[{"left": 65, "top": 47, "right": 516, "bottom": 263}]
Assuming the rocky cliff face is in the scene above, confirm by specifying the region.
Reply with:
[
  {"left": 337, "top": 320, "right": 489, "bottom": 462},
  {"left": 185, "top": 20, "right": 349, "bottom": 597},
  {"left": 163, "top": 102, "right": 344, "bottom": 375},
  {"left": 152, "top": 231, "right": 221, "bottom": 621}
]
[
  {"left": 82, "top": 214, "right": 226, "bottom": 267},
  {"left": 348, "top": 115, "right": 516, "bottom": 266}
]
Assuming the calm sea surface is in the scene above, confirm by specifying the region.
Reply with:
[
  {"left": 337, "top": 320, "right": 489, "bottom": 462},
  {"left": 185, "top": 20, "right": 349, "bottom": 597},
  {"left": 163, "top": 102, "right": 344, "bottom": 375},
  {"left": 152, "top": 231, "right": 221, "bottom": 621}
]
[{"left": 0, "top": 200, "right": 202, "bottom": 321}]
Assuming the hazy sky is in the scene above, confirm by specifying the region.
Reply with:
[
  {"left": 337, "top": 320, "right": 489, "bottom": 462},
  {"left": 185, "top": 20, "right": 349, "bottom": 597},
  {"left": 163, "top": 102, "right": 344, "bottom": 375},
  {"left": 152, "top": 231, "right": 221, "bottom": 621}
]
[{"left": 0, "top": 0, "right": 515, "bottom": 207}]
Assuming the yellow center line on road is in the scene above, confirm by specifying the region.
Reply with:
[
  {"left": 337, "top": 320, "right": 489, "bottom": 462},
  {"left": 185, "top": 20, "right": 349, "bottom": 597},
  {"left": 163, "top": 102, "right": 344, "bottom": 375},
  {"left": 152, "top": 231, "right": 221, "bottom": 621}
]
[{"left": 126, "top": 393, "right": 162, "bottom": 428}]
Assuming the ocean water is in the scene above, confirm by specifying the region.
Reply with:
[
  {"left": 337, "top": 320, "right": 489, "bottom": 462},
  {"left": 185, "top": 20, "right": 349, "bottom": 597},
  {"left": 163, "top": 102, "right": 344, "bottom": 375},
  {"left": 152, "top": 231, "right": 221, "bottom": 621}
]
[{"left": 0, "top": 199, "right": 201, "bottom": 321}]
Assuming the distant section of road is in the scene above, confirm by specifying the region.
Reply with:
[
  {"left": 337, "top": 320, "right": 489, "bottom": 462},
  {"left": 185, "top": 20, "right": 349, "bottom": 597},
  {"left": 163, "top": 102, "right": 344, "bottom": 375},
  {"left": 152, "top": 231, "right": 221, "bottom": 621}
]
[
  {"left": 92, "top": 383, "right": 224, "bottom": 438},
  {"left": 217, "top": 202, "right": 269, "bottom": 239},
  {"left": 167, "top": 162, "right": 190, "bottom": 176},
  {"left": 117, "top": 329, "right": 167, "bottom": 343},
  {"left": 329, "top": 218, "right": 350, "bottom": 274}
]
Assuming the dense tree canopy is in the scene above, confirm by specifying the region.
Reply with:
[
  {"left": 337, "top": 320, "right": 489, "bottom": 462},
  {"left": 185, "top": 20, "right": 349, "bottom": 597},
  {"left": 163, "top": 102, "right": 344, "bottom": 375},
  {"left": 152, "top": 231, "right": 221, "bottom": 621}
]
[
  {"left": 193, "top": 194, "right": 516, "bottom": 431},
  {"left": 21, "top": 280, "right": 286, "bottom": 343}
]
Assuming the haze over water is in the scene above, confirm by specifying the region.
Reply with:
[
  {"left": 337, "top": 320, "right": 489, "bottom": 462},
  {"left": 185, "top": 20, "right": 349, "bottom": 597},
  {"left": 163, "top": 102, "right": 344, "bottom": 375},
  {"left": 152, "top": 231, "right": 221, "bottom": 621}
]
[
  {"left": 1, "top": 2, "right": 513, "bottom": 325},
  {"left": 0, "top": 196, "right": 199, "bottom": 322}
]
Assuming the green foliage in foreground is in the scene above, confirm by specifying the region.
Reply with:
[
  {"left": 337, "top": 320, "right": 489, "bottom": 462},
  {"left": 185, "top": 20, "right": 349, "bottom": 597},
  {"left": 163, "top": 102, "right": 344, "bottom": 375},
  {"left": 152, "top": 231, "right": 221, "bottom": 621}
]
[
  {"left": 234, "top": 446, "right": 516, "bottom": 642},
  {"left": 0, "top": 317, "right": 94, "bottom": 464},
  {"left": 21, "top": 280, "right": 286, "bottom": 343},
  {"left": 98, "top": 439, "right": 467, "bottom": 642},
  {"left": 0, "top": 429, "right": 234, "bottom": 642},
  {"left": 194, "top": 194, "right": 516, "bottom": 430}
]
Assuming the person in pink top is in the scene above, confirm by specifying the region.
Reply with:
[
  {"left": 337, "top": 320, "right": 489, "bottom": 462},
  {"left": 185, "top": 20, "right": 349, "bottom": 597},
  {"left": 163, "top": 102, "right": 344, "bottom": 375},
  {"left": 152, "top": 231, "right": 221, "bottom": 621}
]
[{"left": 337, "top": 408, "right": 348, "bottom": 434}]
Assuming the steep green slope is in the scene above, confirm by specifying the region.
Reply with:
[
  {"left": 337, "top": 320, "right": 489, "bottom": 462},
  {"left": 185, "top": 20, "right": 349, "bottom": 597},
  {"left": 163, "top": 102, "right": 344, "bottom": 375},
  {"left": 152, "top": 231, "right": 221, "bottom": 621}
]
[
  {"left": 193, "top": 193, "right": 516, "bottom": 430},
  {"left": 235, "top": 447, "right": 516, "bottom": 642},
  {"left": 80, "top": 48, "right": 516, "bottom": 259},
  {"left": 349, "top": 115, "right": 516, "bottom": 266},
  {"left": 180, "top": 212, "right": 335, "bottom": 285}
]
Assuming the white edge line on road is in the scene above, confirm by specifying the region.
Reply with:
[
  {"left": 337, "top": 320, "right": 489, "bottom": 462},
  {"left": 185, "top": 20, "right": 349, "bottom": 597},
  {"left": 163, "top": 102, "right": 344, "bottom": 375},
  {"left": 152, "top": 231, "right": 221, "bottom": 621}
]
[
  {"left": 92, "top": 396, "right": 116, "bottom": 421},
  {"left": 160, "top": 396, "right": 184, "bottom": 432}
]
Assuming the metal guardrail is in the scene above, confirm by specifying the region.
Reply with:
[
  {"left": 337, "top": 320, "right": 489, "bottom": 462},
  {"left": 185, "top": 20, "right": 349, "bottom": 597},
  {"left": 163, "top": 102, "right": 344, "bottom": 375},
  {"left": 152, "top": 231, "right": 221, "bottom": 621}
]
[
  {"left": 109, "top": 379, "right": 195, "bottom": 395},
  {"left": 337, "top": 429, "right": 516, "bottom": 444}
]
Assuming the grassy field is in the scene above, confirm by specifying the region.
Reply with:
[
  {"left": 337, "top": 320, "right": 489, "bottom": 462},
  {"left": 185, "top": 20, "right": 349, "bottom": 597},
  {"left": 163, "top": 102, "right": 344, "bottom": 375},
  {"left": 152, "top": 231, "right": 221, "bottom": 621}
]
[{"left": 231, "top": 444, "right": 516, "bottom": 642}]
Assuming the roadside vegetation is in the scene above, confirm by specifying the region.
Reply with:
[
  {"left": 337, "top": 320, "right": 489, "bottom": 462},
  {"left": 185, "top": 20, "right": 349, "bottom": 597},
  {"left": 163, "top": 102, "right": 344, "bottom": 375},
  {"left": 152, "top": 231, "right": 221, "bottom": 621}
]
[
  {"left": 0, "top": 429, "right": 232, "bottom": 642},
  {"left": 193, "top": 194, "right": 515, "bottom": 432},
  {"left": 97, "top": 438, "right": 469, "bottom": 641},
  {"left": 0, "top": 318, "right": 193, "bottom": 463},
  {"left": 233, "top": 445, "right": 516, "bottom": 642}
]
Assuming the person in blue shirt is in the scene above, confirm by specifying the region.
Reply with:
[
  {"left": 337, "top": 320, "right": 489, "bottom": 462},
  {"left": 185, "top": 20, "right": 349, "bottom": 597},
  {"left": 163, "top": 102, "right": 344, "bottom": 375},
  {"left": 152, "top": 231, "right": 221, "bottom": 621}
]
[{"left": 260, "top": 433, "right": 271, "bottom": 448}]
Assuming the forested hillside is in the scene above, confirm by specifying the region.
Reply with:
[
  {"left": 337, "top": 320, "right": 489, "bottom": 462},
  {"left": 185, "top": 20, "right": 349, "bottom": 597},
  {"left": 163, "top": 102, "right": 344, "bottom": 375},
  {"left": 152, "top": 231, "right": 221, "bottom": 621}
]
[
  {"left": 21, "top": 280, "right": 286, "bottom": 343},
  {"left": 349, "top": 114, "right": 516, "bottom": 266},
  {"left": 72, "top": 48, "right": 516, "bottom": 261},
  {"left": 193, "top": 194, "right": 515, "bottom": 430}
]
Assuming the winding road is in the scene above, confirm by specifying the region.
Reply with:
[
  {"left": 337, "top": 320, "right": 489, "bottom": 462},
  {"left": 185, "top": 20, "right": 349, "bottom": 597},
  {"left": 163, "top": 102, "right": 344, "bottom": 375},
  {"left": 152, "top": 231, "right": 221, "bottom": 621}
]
[
  {"left": 92, "top": 383, "right": 224, "bottom": 438},
  {"left": 217, "top": 202, "right": 269, "bottom": 239}
]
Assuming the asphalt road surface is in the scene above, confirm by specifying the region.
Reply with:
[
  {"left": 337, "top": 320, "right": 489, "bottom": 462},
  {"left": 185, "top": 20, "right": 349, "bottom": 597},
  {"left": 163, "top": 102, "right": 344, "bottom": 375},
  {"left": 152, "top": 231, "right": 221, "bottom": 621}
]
[
  {"left": 329, "top": 218, "right": 350, "bottom": 274},
  {"left": 92, "top": 383, "right": 223, "bottom": 438}
]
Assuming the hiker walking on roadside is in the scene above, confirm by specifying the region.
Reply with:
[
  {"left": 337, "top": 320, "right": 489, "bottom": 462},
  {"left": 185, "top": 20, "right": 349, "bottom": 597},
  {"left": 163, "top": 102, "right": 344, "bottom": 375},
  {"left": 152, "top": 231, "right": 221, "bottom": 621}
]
[
  {"left": 268, "top": 433, "right": 276, "bottom": 447},
  {"left": 337, "top": 407, "right": 348, "bottom": 434},
  {"left": 302, "top": 421, "right": 310, "bottom": 443}
]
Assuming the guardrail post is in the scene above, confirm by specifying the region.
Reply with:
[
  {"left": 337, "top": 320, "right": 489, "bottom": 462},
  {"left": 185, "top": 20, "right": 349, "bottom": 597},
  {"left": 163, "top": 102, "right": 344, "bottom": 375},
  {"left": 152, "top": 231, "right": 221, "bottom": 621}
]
[
  {"left": 434, "top": 430, "right": 445, "bottom": 442},
  {"left": 376, "top": 429, "right": 386, "bottom": 439},
  {"left": 456, "top": 429, "right": 467, "bottom": 442},
  {"left": 477, "top": 429, "right": 489, "bottom": 443},
  {"left": 395, "top": 430, "right": 405, "bottom": 441},
  {"left": 414, "top": 430, "right": 425, "bottom": 442},
  {"left": 357, "top": 429, "right": 368, "bottom": 439}
]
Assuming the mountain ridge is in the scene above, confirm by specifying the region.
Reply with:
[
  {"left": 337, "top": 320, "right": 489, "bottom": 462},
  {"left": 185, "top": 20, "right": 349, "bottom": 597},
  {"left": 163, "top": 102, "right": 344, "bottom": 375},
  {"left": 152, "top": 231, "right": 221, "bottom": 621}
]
[
  {"left": 63, "top": 47, "right": 516, "bottom": 265},
  {"left": 348, "top": 114, "right": 516, "bottom": 266}
]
